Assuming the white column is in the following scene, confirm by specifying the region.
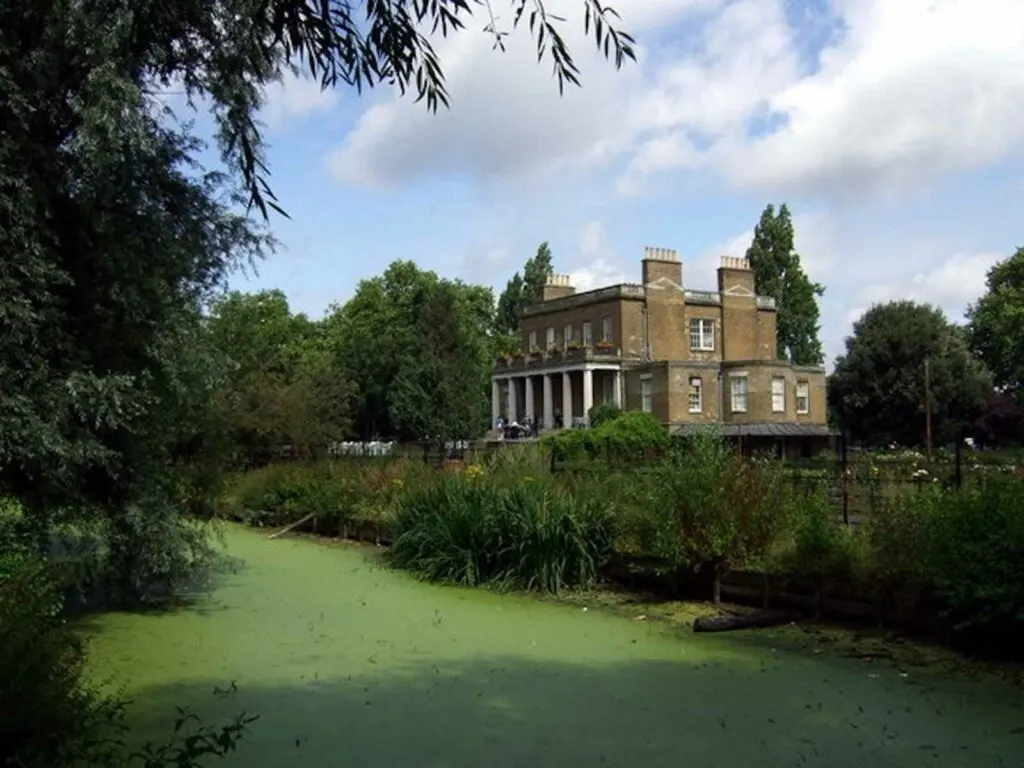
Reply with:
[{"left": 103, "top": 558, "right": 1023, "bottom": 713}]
[
  {"left": 524, "top": 375, "right": 535, "bottom": 422},
  {"left": 492, "top": 378, "right": 501, "bottom": 427},
  {"left": 542, "top": 374, "right": 554, "bottom": 430},
  {"left": 614, "top": 370, "right": 623, "bottom": 408},
  {"left": 508, "top": 378, "right": 518, "bottom": 422},
  {"left": 562, "top": 371, "right": 573, "bottom": 427},
  {"left": 582, "top": 368, "right": 594, "bottom": 426}
]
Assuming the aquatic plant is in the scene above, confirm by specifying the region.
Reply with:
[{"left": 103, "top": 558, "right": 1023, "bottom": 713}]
[{"left": 389, "top": 475, "right": 614, "bottom": 593}]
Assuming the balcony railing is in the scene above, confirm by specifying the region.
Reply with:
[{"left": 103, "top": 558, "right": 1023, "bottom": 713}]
[{"left": 493, "top": 344, "right": 624, "bottom": 370}]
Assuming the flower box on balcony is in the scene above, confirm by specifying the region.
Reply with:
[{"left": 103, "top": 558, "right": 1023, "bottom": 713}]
[{"left": 594, "top": 341, "right": 615, "bottom": 354}]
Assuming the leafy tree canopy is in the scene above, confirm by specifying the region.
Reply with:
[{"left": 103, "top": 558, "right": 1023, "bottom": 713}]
[
  {"left": 745, "top": 204, "right": 825, "bottom": 366},
  {"left": 967, "top": 246, "right": 1024, "bottom": 397},
  {"left": 829, "top": 301, "right": 990, "bottom": 447},
  {"left": 330, "top": 261, "right": 494, "bottom": 441},
  {"left": 496, "top": 241, "right": 554, "bottom": 340}
]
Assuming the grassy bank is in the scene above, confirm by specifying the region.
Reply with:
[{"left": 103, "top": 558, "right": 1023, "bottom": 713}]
[{"left": 219, "top": 420, "right": 1024, "bottom": 653}]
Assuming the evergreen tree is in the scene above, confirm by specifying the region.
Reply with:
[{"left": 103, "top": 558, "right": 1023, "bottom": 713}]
[
  {"left": 496, "top": 242, "right": 555, "bottom": 334},
  {"left": 745, "top": 204, "right": 825, "bottom": 365}
]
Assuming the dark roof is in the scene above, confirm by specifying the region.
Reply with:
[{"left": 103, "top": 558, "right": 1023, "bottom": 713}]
[{"left": 673, "top": 423, "right": 836, "bottom": 438}]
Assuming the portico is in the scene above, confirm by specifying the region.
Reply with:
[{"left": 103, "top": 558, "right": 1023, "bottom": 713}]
[{"left": 492, "top": 364, "right": 624, "bottom": 430}]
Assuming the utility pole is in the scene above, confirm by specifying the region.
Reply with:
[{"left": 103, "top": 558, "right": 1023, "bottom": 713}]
[{"left": 924, "top": 358, "right": 933, "bottom": 460}]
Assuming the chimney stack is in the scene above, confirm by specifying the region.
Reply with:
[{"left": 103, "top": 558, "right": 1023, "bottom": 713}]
[
  {"left": 541, "top": 273, "right": 576, "bottom": 302},
  {"left": 641, "top": 245, "right": 682, "bottom": 288}
]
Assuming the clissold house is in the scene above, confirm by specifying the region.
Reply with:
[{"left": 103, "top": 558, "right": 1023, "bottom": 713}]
[{"left": 491, "top": 247, "right": 832, "bottom": 457}]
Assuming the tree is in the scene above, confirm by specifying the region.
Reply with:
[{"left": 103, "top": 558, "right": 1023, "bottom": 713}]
[
  {"left": 973, "top": 390, "right": 1024, "bottom": 448},
  {"left": 391, "top": 281, "right": 491, "bottom": 448},
  {"left": 496, "top": 241, "right": 554, "bottom": 346},
  {"left": 1, "top": 0, "right": 631, "bottom": 594},
  {"left": 967, "top": 246, "right": 1024, "bottom": 397},
  {"left": 205, "top": 291, "right": 354, "bottom": 460},
  {"left": 331, "top": 261, "right": 494, "bottom": 441},
  {"left": 745, "top": 204, "right": 825, "bottom": 365},
  {"left": 829, "top": 301, "right": 991, "bottom": 447}
]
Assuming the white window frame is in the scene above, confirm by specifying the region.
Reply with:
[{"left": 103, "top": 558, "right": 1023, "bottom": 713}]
[
  {"left": 545, "top": 326, "right": 555, "bottom": 349},
  {"left": 582, "top": 320, "right": 593, "bottom": 346},
  {"left": 601, "top": 315, "right": 613, "bottom": 342},
  {"left": 771, "top": 377, "right": 786, "bottom": 413},
  {"left": 689, "top": 318, "right": 715, "bottom": 351},
  {"left": 640, "top": 375, "right": 653, "bottom": 413},
  {"left": 688, "top": 376, "right": 702, "bottom": 413},
  {"left": 528, "top": 330, "right": 537, "bottom": 351},
  {"left": 730, "top": 375, "right": 748, "bottom": 413},
  {"left": 796, "top": 381, "right": 810, "bottom": 414},
  {"left": 564, "top": 323, "right": 573, "bottom": 344}
]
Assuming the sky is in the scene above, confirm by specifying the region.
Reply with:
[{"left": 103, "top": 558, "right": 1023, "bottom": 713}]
[{"left": 200, "top": 0, "right": 1023, "bottom": 368}]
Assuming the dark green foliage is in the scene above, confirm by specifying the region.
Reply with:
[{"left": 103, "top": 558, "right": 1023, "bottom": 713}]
[
  {"left": 390, "top": 476, "right": 615, "bottom": 593},
  {"left": 0, "top": 561, "right": 108, "bottom": 768},
  {"left": 632, "top": 433, "right": 793, "bottom": 601},
  {"left": 587, "top": 402, "right": 622, "bottom": 428},
  {"left": 780, "top": 489, "right": 860, "bottom": 609},
  {"left": 545, "top": 411, "right": 669, "bottom": 465},
  {"left": 922, "top": 476, "right": 1024, "bottom": 637},
  {"left": 745, "top": 204, "right": 825, "bottom": 365},
  {"left": 830, "top": 301, "right": 991, "bottom": 446},
  {"left": 206, "top": 291, "right": 355, "bottom": 461},
  {"left": 967, "top": 246, "right": 1024, "bottom": 397},
  {"left": 496, "top": 242, "right": 554, "bottom": 335},
  {"left": 391, "top": 281, "right": 491, "bottom": 446},
  {"left": 332, "top": 262, "right": 494, "bottom": 441}
]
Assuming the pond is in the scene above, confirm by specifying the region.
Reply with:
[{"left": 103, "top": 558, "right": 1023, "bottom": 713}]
[{"left": 84, "top": 525, "right": 1023, "bottom": 767}]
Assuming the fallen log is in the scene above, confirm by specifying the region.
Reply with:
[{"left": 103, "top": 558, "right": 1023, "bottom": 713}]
[
  {"left": 693, "top": 610, "right": 800, "bottom": 633},
  {"left": 267, "top": 514, "right": 315, "bottom": 540}
]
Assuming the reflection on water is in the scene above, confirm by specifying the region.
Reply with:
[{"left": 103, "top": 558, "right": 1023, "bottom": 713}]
[{"left": 84, "top": 526, "right": 1023, "bottom": 767}]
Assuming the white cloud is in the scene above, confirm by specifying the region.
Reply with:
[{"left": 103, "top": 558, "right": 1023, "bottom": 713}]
[
  {"left": 849, "top": 251, "right": 1003, "bottom": 323},
  {"left": 326, "top": 0, "right": 718, "bottom": 187},
  {"left": 262, "top": 70, "right": 338, "bottom": 130},
  {"left": 326, "top": 0, "right": 1024, "bottom": 201},
  {"left": 721, "top": 0, "right": 1024, "bottom": 196}
]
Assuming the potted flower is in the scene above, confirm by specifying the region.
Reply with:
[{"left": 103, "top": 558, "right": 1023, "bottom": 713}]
[
  {"left": 595, "top": 340, "right": 614, "bottom": 353},
  {"left": 567, "top": 339, "right": 584, "bottom": 351}
]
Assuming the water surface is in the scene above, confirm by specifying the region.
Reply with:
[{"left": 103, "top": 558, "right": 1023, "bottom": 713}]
[{"left": 85, "top": 525, "right": 1023, "bottom": 767}]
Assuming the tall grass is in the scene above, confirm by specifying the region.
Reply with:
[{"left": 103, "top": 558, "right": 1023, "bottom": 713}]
[{"left": 389, "top": 472, "right": 614, "bottom": 593}]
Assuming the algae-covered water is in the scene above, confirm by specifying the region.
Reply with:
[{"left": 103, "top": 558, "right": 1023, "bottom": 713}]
[{"left": 84, "top": 525, "right": 1023, "bottom": 767}]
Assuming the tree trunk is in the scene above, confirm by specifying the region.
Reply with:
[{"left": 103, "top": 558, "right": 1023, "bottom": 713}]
[
  {"left": 712, "top": 563, "right": 722, "bottom": 605},
  {"left": 694, "top": 610, "right": 799, "bottom": 633}
]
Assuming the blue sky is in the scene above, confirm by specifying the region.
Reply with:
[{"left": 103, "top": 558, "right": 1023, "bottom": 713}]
[{"left": 189, "top": 0, "right": 1024, "bottom": 367}]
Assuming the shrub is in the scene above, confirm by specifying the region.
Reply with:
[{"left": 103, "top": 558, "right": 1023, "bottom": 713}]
[
  {"left": 779, "top": 488, "right": 861, "bottom": 614},
  {"left": 545, "top": 410, "right": 669, "bottom": 466},
  {"left": 633, "top": 433, "right": 793, "bottom": 602},
  {"left": 923, "top": 475, "right": 1024, "bottom": 640},
  {"left": 861, "top": 483, "right": 936, "bottom": 614},
  {"left": 587, "top": 402, "right": 621, "bottom": 428},
  {"left": 389, "top": 474, "right": 614, "bottom": 592}
]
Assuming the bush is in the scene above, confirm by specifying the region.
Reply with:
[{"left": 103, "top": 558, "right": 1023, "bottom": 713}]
[
  {"left": 627, "top": 433, "right": 793, "bottom": 601},
  {"left": 923, "top": 475, "right": 1024, "bottom": 640},
  {"left": 587, "top": 402, "right": 621, "bottom": 428},
  {"left": 861, "top": 483, "right": 936, "bottom": 614},
  {"left": 779, "top": 488, "right": 861, "bottom": 613},
  {"left": 389, "top": 473, "right": 615, "bottom": 593},
  {"left": 219, "top": 459, "right": 420, "bottom": 535},
  {"left": 546, "top": 410, "right": 669, "bottom": 466}
]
